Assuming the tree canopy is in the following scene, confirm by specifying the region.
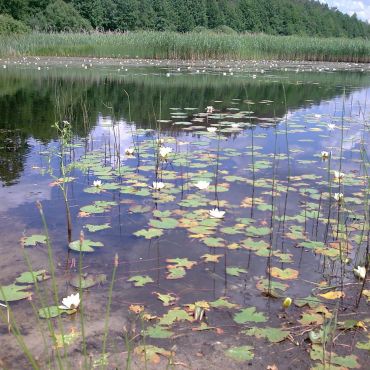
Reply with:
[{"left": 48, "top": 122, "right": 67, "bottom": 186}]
[{"left": 0, "top": 0, "right": 369, "bottom": 37}]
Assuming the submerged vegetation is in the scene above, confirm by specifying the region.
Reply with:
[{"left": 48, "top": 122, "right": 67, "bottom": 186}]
[
  {"left": 0, "top": 63, "right": 369, "bottom": 368},
  {"left": 1, "top": 31, "right": 370, "bottom": 62}
]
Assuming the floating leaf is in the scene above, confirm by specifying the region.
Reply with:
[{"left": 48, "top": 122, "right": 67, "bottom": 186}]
[
  {"left": 39, "top": 306, "right": 74, "bottom": 319},
  {"left": 166, "top": 258, "right": 197, "bottom": 269},
  {"left": 22, "top": 234, "right": 47, "bottom": 247},
  {"left": 84, "top": 223, "right": 111, "bottom": 232},
  {"left": 145, "top": 325, "right": 173, "bottom": 339},
  {"left": 68, "top": 239, "right": 104, "bottom": 253},
  {"left": 243, "top": 327, "right": 290, "bottom": 343},
  {"left": 149, "top": 218, "right": 178, "bottom": 229},
  {"left": 310, "top": 344, "right": 360, "bottom": 369},
  {"left": 129, "top": 205, "right": 152, "bottom": 214},
  {"left": 247, "top": 226, "right": 271, "bottom": 236},
  {"left": 270, "top": 267, "right": 299, "bottom": 280},
  {"left": 0, "top": 284, "right": 32, "bottom": 302},
  {"left": 166, "top": 266, "right": 186, "bottom": 280},
  {"left": 134, "top": 345, "right": 171, "bottom": 364},
  {"left": 226, "top": 346, "right": 254, "bottom": 362},
  {"left": 203, "top": 237, "right": 225, "bottom": 248},
  {"left": 16, "top": 270, "right": 49, "bottom": 284},
  {"left": 226, "top": 267, "right": 247, "bottom": 277},
  {"left": 210, "top": 297, "right": 238, "bottom": 309},
  {"left": 69, "top": 273, "right": 106, "bottom": 289},
  {"left": 256, "top": 278, "right": 288, "bottom": 296},
  {"left": 159, "top": 308, "right": 193, "bottom": 326},
  {"left": 319, "top": 291, "right": 345, "bottom": 300},
  {"left": 154, "top": 292, "right": 177, "bottom": 306},
  {"left": 201, "top": 254, "right": 223, "bottom": 263},
  {"left": 134, "top": 228, "right": 163, "bottom": 239},
  {"left": 127, "top": 275, "right": 153, "bottom": 287},
  {"left": 234, "top": 307, "right": 267, "bottom": 324}
]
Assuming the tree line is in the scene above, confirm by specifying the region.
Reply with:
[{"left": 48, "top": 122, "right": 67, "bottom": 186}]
[{"left": 1, "top": 0, "right": 369, "bottom": 38}]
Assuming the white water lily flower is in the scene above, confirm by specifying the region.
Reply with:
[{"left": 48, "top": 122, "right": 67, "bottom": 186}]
[
  {"left": 314, "top": 114, "right": 322, "bottom": 119},
  {"left": 152, "top": 181, "right": 165, "bottom": 190},
  {"left": 206, "top": 106, "right": 214, "bottom": 114},
  {"left": 321, "top": 151, "right": 329, "bottom": 159},
  {"left": 328, "top": 123, "right": 336, "bottom": 131},
  {"left": 207, "top": 127, "right": 217, "bottom": 133},
  {"left": 209, "top": 208, "right": 225, "bottom": 219},
  {"left": 125, "top": 147, "right": 135, "bottom": 155},
  {"left": 354, "top": 266, "right": 366, "bottom": 280},
  {"left": 194, "top": 181, "right": 210, "bottom": 190},
  {"left": 231, "top": 123, "right": 240, "bottom": 128},
  {"left": 333, "top": 170, "right": 345, "bottom": 180},
  {"left": 59, "top": 293, "right": 80, "bottom": 310},
  {"left": 93, "top": 180, "right": 102, "bottom": 188},
  {"left": 333, "top": 193, "right": 344, "bottom": 202},
  {"left": 159, "top": 146, "right": 173, "bottom": 158}
]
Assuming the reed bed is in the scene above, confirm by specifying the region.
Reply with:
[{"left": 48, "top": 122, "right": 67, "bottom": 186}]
[{"left": 0, "top": 31, "right": 370, "bottom": 62}]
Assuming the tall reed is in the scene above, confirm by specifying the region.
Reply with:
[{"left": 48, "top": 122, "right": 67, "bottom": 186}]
[{"left": 1, "top": 31, "right": 370, "bottom": 62}]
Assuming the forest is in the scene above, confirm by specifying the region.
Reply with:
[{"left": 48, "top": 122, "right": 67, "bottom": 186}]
[{"left": 0, "top": 0, "right": 370, "bottom": 38}]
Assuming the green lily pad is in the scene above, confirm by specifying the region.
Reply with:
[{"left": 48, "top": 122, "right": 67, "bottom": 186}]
[
  {"left": 210, "top": 297, "right": 238, "bottom": 309},
  {"left": 22, "top": 234, "right": 47, "bottom": 247},
  {"left": 0, "top": 284, "right": 32, "bottom": 302},
  {"left": 84, "top": 223, "right": 111, "bottom": 232},
  {"left": 243, "top": 327, "right": 290, "bottom": 343},
  {"left": 155, "top": 292, "right": 177, "bottom": 306},
  {"left": 69, "top": 273, "right": 106, "bottom": 289},
  {"left": 149, "top": 218, "right": 178, "bottom": 229},
  {"left": 226, "top": 267, "right": 247, "bottom": 277},
  {"left": 68, "top": 240, "right": 104, "bottom": 252},
  {"left": 226, "top": 345, "right": 254, "bottom": 362},
  {"left": 145, "top": 325, "right": 173, "bottom": 339},
  {"left": 134, "top": 228, "right": 163, "bottom": 239},
  {"left": 15, "top": 270, "right": 49, "bottom": 284},
  {"left": 159, "top": 308, "right": 193, "bottom": 326},
  {"left": 38, "top": 305, "right": 75, "bottom": 319},
  {"left": 234, "top": 307, "right": 267, "bottom": 324},
  {"left": 127, "top": 275, "right": 153, "bottom": 287}
]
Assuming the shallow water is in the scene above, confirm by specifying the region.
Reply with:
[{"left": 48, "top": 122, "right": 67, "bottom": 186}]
[{"left": 0, "top": 60, "right": 369, "bottom": 369}]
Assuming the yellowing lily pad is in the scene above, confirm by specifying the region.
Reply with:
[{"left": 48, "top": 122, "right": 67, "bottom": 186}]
[{"left": 270, "top": 267, "right": 299, "bottom": 280}]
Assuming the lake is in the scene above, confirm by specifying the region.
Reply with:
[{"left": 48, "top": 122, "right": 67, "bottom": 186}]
[{"left": 0, "top": 58, "right": 369, "bottom": 369}]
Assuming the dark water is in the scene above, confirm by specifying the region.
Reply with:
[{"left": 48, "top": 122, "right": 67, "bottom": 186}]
[{"left": 0, "top": 61, "right": 369, "bottom": 369}]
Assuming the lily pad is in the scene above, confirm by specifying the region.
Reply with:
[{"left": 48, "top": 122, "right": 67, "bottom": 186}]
[
  {"left": 234, "top": 307, "right": 267, "bottom": 324},
  {"left": 226, "top": 267, "right": 247, "bottom": 277},
  {"left": 38, "top": 305, "right": 75, "bottom": 319},
  {"left": 84, "top": 223, "right": 111, "bottom": 232},
  {"left": 134, "top": 228, "right": 163, "bottom": 239},
  {"left": 69, "top": 273, "right": 106, "bottom": 289},
  {"left": 68, "top": 239, "right": 104, "bottom": 252},
  {"left": 145, "top": 325, "right": 173, "bottom": 339},
  {"left": 22, "top": 234, "right": 47, "bottom": 247},
  {"left": 0, "top": 284, "right": 32, "bottom": 302},
  {"left": 15, "top": 270, "right": 49, "bottom": 284},
  {"left": 243, "top": 327, "right": 290, "bottom": 343},
  {"left": 127, "top": 275, "right": 154, "bottom": 287},
  {"left": 226, "top": 345, "right": 254, "bottom": 362}
]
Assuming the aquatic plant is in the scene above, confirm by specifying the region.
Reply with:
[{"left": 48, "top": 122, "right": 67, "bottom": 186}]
[{"left": 0, "top": 31, "right": 370, "bottom": 62}]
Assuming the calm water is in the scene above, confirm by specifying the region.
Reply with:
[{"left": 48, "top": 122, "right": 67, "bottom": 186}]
[{"left": 0, "top": 61, "right": 369, "bottom": 369}]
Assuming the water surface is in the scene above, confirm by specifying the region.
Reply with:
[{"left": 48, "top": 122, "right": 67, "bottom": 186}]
[{"left": 0, "top": 60, "right": 369, "bottom": 369}]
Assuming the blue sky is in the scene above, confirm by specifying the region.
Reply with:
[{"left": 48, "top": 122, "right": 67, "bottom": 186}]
[{"left": 320, "top": 0, "right": 370, "bottom": 22}]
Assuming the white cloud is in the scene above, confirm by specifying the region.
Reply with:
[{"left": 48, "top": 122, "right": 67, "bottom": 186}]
[{"left": 320, "top": 0, "right": 370, "bottom": 22}]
